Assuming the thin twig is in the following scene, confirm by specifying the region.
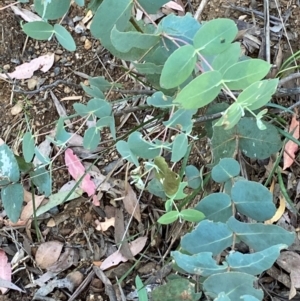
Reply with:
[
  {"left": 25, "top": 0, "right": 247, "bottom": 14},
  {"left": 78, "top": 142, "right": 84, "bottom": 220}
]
[
  {"left": 263, "top": 0, "right": 271, "bottom": 63},
  {"left": 194, "top": 0, "right": 209, "bottom": 21}
]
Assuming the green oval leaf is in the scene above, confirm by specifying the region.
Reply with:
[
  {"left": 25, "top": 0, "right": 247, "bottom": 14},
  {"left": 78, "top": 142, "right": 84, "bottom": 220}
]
[
  {"left": 158, "top": 211, "right": 179, "bottom": 225},
  {"left": 34, "top": 0, "right": 71, "bottom": 20},
  {"left": 195, "top": 193, "right": 232, "bottom": 223},
  {"left": 0, "top": 144, "right": 20, "bottom": 184},
  {"left": 174, "top": 71, "right": 222, "bottom": 109},
  {"left": 185, "top": 165, "right": 201, "bottom": 189},
  {"left": 180, "top": 209, "right": 205, "bottom": 222},
  {"left": 237, "top": 79, "right": 279, "bottom": 110},
  {"left": 83, "top": 127, "right": 100, "bottom": 150},
  {"left": 22, "top": 132, "right": 35, "bottom": 163},
  {"left": 54, "top": 24, "right": 76, "bottom": 51},
  {"left": 160, "top": 45, "right": 196, "bottom": 89},
  {"left": 181, "top": 220, "right": 233, "bottom": 255},
  {"left": 227, "top": 217, "right": 295, "bottom": 251},
  {"left": 203, "top": 272, "right": 263, "bottom": 300},
  {"left": 171, "top": 133, "right": 188, "bottom": 162},
  {"left": 211, "top": 158, "right": 240, "bottom": 183},
  {"left": 23, "top": 21, "right": 53, "bottom": 40},
  {"left": 223, "top": 59, "right": 271, "bottom": 90},
  {"left": 227, "top": 244, "right": 287, "bottom": 275},
  {"left": 231, "top": 180, "right": 275, "bottom": 221},
  {"left": 1, "top": 183, "right": 24, "bottom": 223},
  {"left": 193, "top": 19, "right": 238, "bottom": 55}
]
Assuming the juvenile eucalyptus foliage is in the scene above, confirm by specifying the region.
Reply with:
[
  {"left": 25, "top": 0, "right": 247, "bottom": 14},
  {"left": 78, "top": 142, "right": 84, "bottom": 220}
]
[{"left": 11, "top": 0, "right": 290, "bottom": 300}]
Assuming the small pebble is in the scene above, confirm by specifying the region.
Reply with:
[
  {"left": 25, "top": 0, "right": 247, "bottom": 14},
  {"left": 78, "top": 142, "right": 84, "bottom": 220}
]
[
  {"left": 54, "top": 67, "right": 60, "bottom": 76},
  {"left": 3, "top": 64, "right": 10, "bottom": 71}
]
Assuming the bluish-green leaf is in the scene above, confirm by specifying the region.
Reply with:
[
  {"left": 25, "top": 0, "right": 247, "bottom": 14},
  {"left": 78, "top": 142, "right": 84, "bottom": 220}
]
[
  {"left": 54, "top": 24, "right": 76, "bottom": 51},
  {"left": 160, "top": 45, "right": 196, "bottom": 89},
  {"left": 111, "top": 26, "right": 159, "bottom": 53},
  {"left": 227, "top": 217, "right": 295, "bottom": 251},
  {"left": 174, "top": 71, "right": 222, "bottom": 109},
  {"left": 23, "top": 21, "right": 53, "bottom": 40},
  {"left": 185, "top": 165, "right": 201, "bottom": 189},
  {"left": 172, "top": 251, "right": 228, "bottom": 276},
  {"left": 0, "top": 144, "right": 20, "bottom": 184},
  {"left": 226, "top": 244, "right": 287, "bottom": 275},
  {"left": 116, "top": 141, "right": 139, "bottom": 166},
  {"left": 87, "top": 98, "right": 112, "bottom": 118},
  {"left": 223, "top": 59, "right": 271, "bottom": 90},
  {"left": 147, "top": 92, "right": 173, "bottom": 108},
  {"left": 90, "top": 0, "right": 133, "bottom": 53},
  {"left": 147, "top": 178, "right": 166, "bottom": 200},
  {"left": 163, "top": 109, "right": 196, "bottom": 132},
  {"left": 81, "top": 83, "right": 105, "bottom": 99},
  {"left": 34, "top": 0, "right": 70, "bottom": 19},
  {"left": 203, "top": 272, "right": 263, "bottom": 300},
  {"left": 193, "top": 19, "right": 238, "bottom": 55},
  {"left": 128, "top": 132, "right": 161, "bottom": 159},
  {"left": 231, "top": 180, "right": 275, "bottom": 221},
  {"left": 30, "top": 166, "right": 51, "bottom": 197},
  {"left": 133, "top": 62, "right": 163, "bottom": 75},
  {"left": 22, "top": 132, "right": 35, "bottom": 163},
  {"left": 138, "top": 0, "right": 169, "bottom": 13},
  {"left": 83, "top": 127, "right": 100, "bottom": 150},
  {"left": 195, "top": 193, "right": 232, "bottom": 223},
  {"left": 238, "top": 118, "right": 282, "bottom": 159},
  {"left": 237, "top": 79, "right": 279, "bottom": 110},
  {"left": 73, "top": 103, "right": 89, "bottom": 117},
  {"left": 55, "top": 117, "right": 71, "bottom": 145},
  {"left": 75, "top": 0, "right": 84, "bottom": 6},
  {"left": 212, "top": 158, "right": 240, "bottom": 183},
  {"left": 96, "top": 116, "right": 116, "bottom": 140},
  {"left": 89, "top": 76, "right": 112, "bottom": 91},
  {"left": 1, "top": 183, "right": 23, "bottom": 223},
  {"left": 214, "top": 293, "right": 231, "bottom": 301},
  {"left": 181, "top": 220, "right": 233, "bottom": 255},
  {"left": 171, "top": 133, "right": 188, "bottom": 162},
  {"left": 211, "top": 117, "right": 282, "bottom": 164}
]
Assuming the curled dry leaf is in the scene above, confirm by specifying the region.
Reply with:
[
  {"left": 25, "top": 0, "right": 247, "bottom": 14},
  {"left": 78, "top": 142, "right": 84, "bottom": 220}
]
[
  {"left": 20, "top": 195, "right": 45, "bottom": 221},
  {"left": 0, "top": 53, "right": 54, "bottom": 80},
  {"left": 99, "top": 236, "right": 147, "bottom": 270},
  {"left": 47, "top": 248, "right": 79, "bottom": 273},
  {"left": 35, "top": 241, "right": 63, "bottom": 269},
  {"left": 95, "top": 217, "right": 115, "bottom": 231},
  {"left": 283, "top": 115, "right": 300, "bottom": 170}
]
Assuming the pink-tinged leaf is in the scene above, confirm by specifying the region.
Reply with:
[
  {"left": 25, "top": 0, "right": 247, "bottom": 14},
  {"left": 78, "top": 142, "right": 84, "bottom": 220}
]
[
  {"left": 283, "top": 115, "right": 300, "bottom": 170},
  {"left": 164, "top": 1, "right": 184, "bottom": 11},
  {"left": 0, "top": 249, "right": 12, "bottom": 294},
  {"left": 65, "top": 149, "right": 96, "bottom": 196},
  {"left": 0, "top": 53, "right": 54, "bottom": 80},
  {"left": 100, "top": 236, "right": 147, "bottom": 270}
]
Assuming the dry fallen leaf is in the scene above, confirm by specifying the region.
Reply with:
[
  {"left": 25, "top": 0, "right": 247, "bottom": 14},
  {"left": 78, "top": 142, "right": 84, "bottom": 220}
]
[
  {"left": 20, "top": 195, "right": 45, "bottom": 221},
  {"left": 35, "top": 241, "right": 63, "bottom": 269},
  {"left": 277, "top": 251, "right": 300, "bottom": 299},
  {"left": 123, "top": 184, "right": 141, "bottom": 222},
  {"left": 283, "top": 114, "right": 300, "bottom": 170},
  {"left": 99, "top": 236, "right": 147, "bottom": 270},
  {"left": 0, "top": 250, "right": 11, "bottom": 294},
  {"left": 95, "top": 217, "right": 115, "bottom": 231},
  {"left": 0, "top": 53, "right": 54, "bottom": 80}
]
